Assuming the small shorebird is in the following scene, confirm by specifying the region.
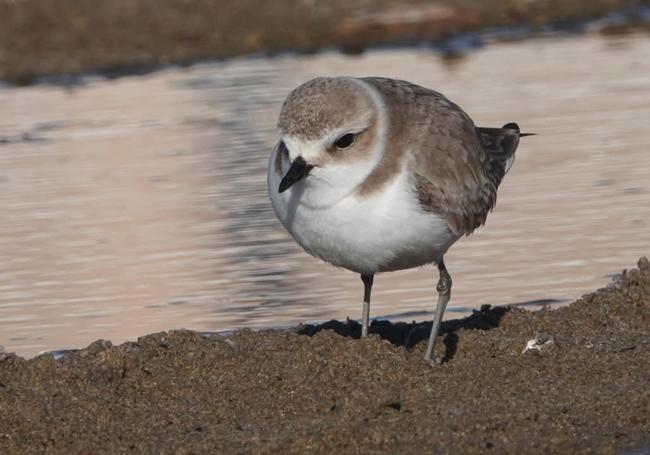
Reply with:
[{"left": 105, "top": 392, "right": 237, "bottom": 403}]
[{"left": 268, "top": 77, "right": 532, "bottom": 363}]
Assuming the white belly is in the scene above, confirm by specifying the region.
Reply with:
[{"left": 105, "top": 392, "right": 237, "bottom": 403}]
[{"left": 268, "top": 152, "right": 458, "bottom": 275}]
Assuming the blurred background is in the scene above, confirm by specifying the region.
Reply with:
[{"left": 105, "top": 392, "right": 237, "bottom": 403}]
[{"left": 1, "top": 0, "right": 649, "bottom": 357}]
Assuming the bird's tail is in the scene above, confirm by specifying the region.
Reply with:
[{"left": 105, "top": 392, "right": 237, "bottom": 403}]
[{"left": 476, "top": 122, "right": 535, "bottom": 175}]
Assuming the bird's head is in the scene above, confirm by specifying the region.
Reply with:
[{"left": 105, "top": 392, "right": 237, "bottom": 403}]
[{"left": 273, "top": 77, "right": 385, "bottom": 200}]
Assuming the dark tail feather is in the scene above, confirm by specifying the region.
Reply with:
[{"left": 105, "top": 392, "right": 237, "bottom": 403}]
[
  {"left": 476, "top": 122, "right": 533, "bottom": 176},
  {"left": 502, "top": 122, "right": 536, "bottom": 137}
]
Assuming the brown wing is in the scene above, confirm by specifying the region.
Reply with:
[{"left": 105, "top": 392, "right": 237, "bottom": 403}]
[
  {"left": 413, "top": 123, "right": 499, "bottom": 237},
  {"left": 362, "top": 77, "right": 504, "bottom": 236}
]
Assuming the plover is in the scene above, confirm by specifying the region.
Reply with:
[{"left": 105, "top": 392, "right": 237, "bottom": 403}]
[{"left": 268, "top": 77, "right": 532, "bottom": 364}]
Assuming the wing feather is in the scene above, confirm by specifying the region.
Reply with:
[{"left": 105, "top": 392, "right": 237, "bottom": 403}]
[{"left": 361, "top": 77, "right": 520, "bottom": 236}]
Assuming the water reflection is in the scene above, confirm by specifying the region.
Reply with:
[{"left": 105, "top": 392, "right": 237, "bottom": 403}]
[{"left": 0, "top": 33, "right": 649, "bottom": 357}]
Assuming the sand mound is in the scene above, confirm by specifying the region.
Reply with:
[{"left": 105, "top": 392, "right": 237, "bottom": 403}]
[{"left": 1, "top": 258, "right": 649, "bottom": 453}]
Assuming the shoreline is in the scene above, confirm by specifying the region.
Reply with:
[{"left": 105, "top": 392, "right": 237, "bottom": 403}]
[{"left": 1, "top": 257, "right": 649, "bottom": 453}]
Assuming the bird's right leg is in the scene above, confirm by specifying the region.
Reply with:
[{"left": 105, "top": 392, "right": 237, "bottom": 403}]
[
  {"left": 360, "top": 274, "right": 374, "bottom": 337},
  {"left": 424, "top": 261, "right": 452, "bottom": 364}
]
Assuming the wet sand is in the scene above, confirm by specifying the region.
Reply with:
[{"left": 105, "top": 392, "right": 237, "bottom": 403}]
[{"left": 1, "top": 257, "right": 648, "bottom": 453}]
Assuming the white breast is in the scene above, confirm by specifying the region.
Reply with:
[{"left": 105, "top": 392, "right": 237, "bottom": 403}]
[{"left": 268, "top": 147, "right": 458, "bottom": 276}]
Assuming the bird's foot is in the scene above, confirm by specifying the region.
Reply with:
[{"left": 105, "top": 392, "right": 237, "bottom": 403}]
[{"left": 423, "top": 353, "right": 442, "bottom": 367}]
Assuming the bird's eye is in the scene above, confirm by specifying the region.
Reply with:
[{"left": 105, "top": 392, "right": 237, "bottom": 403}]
[{"left": 334, "top": 133, "right": 357, "bottom": 150}]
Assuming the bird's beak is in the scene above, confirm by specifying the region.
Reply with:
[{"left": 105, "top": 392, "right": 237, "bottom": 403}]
[{"left": 279, "top": 156, "right": 314, "bottom": 193}]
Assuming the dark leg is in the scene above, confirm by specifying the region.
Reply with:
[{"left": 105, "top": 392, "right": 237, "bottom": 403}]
[
  {"left": 360, "top": 274, "right": 374, "bottom": 337},
  {"left": 424, "top": 261, "right": 452, "bottom": 364}
]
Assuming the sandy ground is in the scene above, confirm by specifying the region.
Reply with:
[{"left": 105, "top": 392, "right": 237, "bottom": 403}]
[
  {"left": 1, "top": 0, "right": 647, "bottom": 84},
  {"left": 0, "top": 257, "right": 648, "bottom": 454}
]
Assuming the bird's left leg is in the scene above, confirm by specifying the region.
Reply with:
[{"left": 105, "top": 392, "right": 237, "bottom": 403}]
[
  {"left": 424, "top": 261, "right": 452, "bottom": 364},
  {"left": 360, "top": 274, "right": 374, "bottom": 337}
]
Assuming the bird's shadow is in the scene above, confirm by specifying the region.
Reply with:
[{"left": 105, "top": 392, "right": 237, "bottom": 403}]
[{"left": 297, "top": 304, "right": 508, "bottom": 363}]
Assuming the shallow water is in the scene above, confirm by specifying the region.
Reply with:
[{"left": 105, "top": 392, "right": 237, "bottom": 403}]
[{"left": 1, "top": 33, "right": 649, "bottom": 357}]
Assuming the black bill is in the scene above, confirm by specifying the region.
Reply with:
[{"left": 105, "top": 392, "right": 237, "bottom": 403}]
[{"left": 278, "top": 156, "right": 314, "bottom": 193}]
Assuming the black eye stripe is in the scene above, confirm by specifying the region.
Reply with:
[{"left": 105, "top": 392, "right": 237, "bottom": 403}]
[{"left": 334, "top": 133, "right": 357, "bottom": 149}]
